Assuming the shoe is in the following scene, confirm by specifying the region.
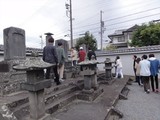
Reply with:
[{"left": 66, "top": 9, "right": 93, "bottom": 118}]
[
  {"left": 155, "top": 89, "right": 159, "bottom": 92},
  {"left": 60, "top": 78, "right": 64, "bottom": 82},
  {"left": 56, "top": 82, "right": 61, "bottom": 85},
  {"left": 147, "top": 89, "right": 150, "bottom": 94}
]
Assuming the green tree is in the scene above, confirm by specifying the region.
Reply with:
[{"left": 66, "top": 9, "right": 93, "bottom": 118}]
[
  {"left": 75, "top": 31, "right": 97, "bottom": 51},
  {"left": 131, "top": 22, "right": 160, "bottom": 47}
]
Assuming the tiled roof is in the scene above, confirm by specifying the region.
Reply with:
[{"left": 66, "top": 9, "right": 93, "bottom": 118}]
[{"left": 96, "top": 45, "right": 160, "bottom": 55}]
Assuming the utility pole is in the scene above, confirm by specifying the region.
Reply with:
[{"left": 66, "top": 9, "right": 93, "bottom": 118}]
[
  {"left": 100, "top": 10, "right": 105, "bottom": 50},
  {"left": 39, "top": 35, "right": 44, "bottom": 49},
  {"left": 65, "top": 0, "right": 73, "bottom": 48},
  {"left": 100, "top": 11, "right": 103, "bottom": 50}
]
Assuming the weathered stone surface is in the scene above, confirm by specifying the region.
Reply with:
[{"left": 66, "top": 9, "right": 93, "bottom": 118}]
[
  {"left": 13, "top": 57, "right": 54, "bottom": 71},
  {"left": 21, "top": 80, "right": 51, "bottom": 91},
  {"left": 3, "top": 27, "right": 26, "bottom": 60},
  {"left": 0, "top": 62, "right": 9, "bottom": 72}
]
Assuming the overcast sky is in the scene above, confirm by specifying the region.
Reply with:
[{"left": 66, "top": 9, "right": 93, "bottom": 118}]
[{"left": 0, "top": 0, "right": 160, "bottom": 49}]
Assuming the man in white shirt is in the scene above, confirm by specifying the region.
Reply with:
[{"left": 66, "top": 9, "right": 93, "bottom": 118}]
[{"left": 140, "top": 54, "right": 151, "bottom": 93}]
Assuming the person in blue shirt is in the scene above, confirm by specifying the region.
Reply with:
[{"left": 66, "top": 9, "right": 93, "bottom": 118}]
[{"left": 148, "top": 54, "right": 160, "bottom": 92}]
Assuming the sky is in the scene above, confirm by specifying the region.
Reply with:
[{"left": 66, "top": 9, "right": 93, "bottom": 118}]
[{"left": 0, "top": 0, "right": 160, "bottom": 49}]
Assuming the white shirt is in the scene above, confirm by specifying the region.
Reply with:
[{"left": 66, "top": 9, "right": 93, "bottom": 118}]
[
  {"left": 115, "top": 59, "right": 123, "bottom": 68},
  {"left": 140, "top": 59, "right": 151, "bottom": 76},
  {"left": 71, "top": 49, "right": 78, "bottom": 61}
]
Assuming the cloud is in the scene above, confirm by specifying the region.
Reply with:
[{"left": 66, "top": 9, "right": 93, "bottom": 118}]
[{"left": 0, "top": 0, "right": 160, "bottom": 49}]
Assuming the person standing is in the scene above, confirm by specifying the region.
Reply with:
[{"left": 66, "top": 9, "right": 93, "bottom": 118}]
[
  {"left": 133, "top": 55, "right": 137, "bottom": 82},
  {"left": 78, "top": 47, "right": 86, "bottom": 63},
  {"left": 140, "top": 55, "right": 151, "bottom": 93},
  {"left": 135, "top": 57, "right": 142, "bottom": 86},
  {"left": 70, "top": 47, "right": 78, "bottom": 66},
  {"left": 57, "top": 42, "right": 66, "bottom": 82},
  {"left": 43, "top": 37, "right": 61, "bottom": 85},
  {"left": 115, "top": 56, "right": 123, "bottom": 78},
  {"left": 148, "top": 54, "right": 159, "bottom": 92},
  {"left": 87, "top": 47, "right": 97, "bottom": 60}
]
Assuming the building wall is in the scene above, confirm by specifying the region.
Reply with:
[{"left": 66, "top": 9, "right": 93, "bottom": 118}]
[{"left": 96, "top": 51, "right": 160, "bottom": 77}]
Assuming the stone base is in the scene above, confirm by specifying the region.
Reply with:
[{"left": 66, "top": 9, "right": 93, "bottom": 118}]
[
  {"left": 77, "top": 88, "right": 103, "bottom": 101},
  {"left": 99, "top": 79, "right": 115, "bottom": 85},
  {"left": 26, "top": 114, "right": 52, "bottom": 120}
]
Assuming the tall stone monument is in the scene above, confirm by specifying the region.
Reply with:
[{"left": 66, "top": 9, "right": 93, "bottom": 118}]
[
  {"left": 0, "top": 27, "right": 26, "bottom": 96},
  {"left": 3, "top": 27, "right": 26, "bottom": 60}
]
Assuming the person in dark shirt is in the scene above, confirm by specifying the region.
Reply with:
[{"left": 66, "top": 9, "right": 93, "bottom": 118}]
[
  {"left": 133, "top": 55, "right": 137, "bottom": 82},
  {"left": 87, "top": 47, "right": 97, "bottom": 60},
  {"left": 43, "top": 37, "right": 61, "bottom": 85}
]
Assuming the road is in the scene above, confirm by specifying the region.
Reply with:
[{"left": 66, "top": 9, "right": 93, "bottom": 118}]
[{"left": 116, "top": 81, "right": 160, "bottom": 120}]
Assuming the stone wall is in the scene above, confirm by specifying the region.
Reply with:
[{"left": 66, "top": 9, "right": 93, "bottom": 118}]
[{"left": 96, "top": 45, "right": 160, "bottom": 76}]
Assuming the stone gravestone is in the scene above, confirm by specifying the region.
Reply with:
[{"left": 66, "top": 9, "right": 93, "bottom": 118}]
[
  {"left": 3, "top": 27, "right": 26, "bottom": 60},
  {"left": 0, "top": 27, "right": 26, "bottom": 96}
]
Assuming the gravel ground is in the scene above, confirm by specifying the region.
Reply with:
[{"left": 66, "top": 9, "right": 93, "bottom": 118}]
[{"left": 116, "top": 82, "right": 160, "bottom": 120}]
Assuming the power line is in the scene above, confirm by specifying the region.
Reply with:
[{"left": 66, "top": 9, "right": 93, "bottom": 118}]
[
  {"left": 71, "top": 14, "right": 160, "bottom": 37},
  {"left": 104, "top": 6, "right": 160, "bottom": 22},
  {"left": 105, "top": 12, "right": 160, "bottom": 27},
  {"left": 73, "top": 7, "right": 160, "bottom": 30}
]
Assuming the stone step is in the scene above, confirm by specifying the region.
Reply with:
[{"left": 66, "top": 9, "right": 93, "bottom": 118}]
[
  {"left": 2, "top": 79, "right": 83, "bottom": 111},
  {"left": 4, "top": 82, "right": 83, "bottom": 119},
  {"left": 46, "top": 91, "right": 80, "bottom": 114},
  {"left": 13, "top": 102, "right": 29, "bottom": 120},
  {"left": 45, "top": 79, "right": 83, "bottom": 96},
  {"left": 45, "top": 83, "right": 83, "bottom": 105}
]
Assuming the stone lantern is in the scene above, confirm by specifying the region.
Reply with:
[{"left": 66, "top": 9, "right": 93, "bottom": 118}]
[
  {"left": 13, "top": 57, "right": 54, "bottom": 120},
  {"left": 77, "top": 60, "right": 103, "bottom": 101},
  {"left": 104, "top": 58, "right": 113, "bottom": 80}
]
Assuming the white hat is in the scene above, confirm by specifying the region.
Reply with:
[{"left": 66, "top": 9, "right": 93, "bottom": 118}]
[{"left": 80, "top": 47, "right": 83, "bottom": 49}]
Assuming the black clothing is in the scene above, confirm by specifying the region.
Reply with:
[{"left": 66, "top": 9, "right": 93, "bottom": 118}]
[
  {"left": 46, "top": 65, "right": 60, "bottom": 85},
  {"left": 133, "top": 59, "right": 137, "bottom": 81},
  {"left": 43, "top": 44, "right": 58, "bottom": 64},
  {"left": 150, "top": 74, "right": 159, "bottom": 91},
  {"left": 43, "top": 43, "right": 60, "bottom": 85},
  {"left": 87, "top": 50, "right": 97, "bottom": 60}
]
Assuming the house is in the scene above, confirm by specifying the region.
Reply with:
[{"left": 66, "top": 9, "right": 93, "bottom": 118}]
[{"left": 108, "top": 25, "right": 139, "bottom": 48}]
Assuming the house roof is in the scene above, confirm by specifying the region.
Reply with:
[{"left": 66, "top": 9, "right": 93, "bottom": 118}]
[
  {"left": 123, "top": 25, "right": 139, "bottom": 33},
  {"left": 108, "top": 25, "right": 139, "bottom": 39},
  {"left": 108, "top": 29, "right": 126, "bottom": 38}
]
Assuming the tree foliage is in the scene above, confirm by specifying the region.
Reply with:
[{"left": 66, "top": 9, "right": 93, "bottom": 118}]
[
  {"left": 131, "top": 22, "right": 160, "bottom": 47},
  {"left": 75, "top": 31, "right": 97, "bottom": 51}
]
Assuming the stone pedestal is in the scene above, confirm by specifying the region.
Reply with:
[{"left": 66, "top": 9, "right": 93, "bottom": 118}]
[
  {"left": 77, "top": 61, "right": 103, "bottom": 101},
  {"left": 104, "top": 58, "right": 113, "bottom": 80},
  {"left": 100, "top": 58, "right": 114, "bottom": 84},
  {"left": 13, "top": 58, "right": 53, "bottom": 120}
]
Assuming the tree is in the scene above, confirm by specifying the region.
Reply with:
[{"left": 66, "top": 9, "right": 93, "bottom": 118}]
[
  {"left": 75, "top": 31, "right": 97, "bottom": 51},
  {"left": 131, "top": 22, "right": 160, "bottom": 47}
]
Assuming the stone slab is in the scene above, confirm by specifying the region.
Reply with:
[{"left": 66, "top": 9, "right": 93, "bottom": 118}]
[
  {"left": 21, "top": 80, "right": 51, "bottom": 91},
  {"left": 0, "top": 62, "right": 9, "bottom": 72}
]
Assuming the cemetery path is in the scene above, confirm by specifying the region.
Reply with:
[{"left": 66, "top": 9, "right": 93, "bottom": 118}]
[
  {"left": 51, "top": 76, "right": 129, "bottom": 120},
  {"left": 116, "top": 81, "right": 160, "bottom": 120}
]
